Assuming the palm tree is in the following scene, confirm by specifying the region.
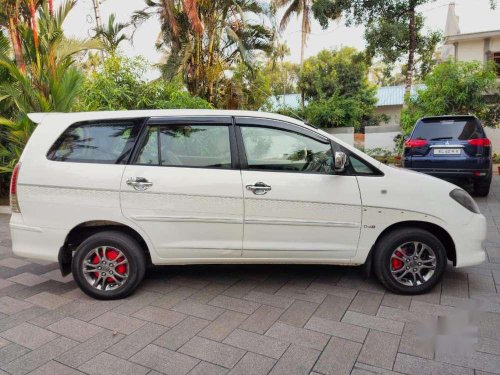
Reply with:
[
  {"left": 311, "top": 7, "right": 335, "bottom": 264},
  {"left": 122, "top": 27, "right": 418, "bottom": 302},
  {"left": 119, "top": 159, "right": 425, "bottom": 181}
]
[
  {"left": 95, "top": 13, "right": 129, "bottom": 54},
  {"left": 133, "top": 0, "right": 274, "bottom": 106},
  {"left": 0, "top": 0, "right": 101, "bottom": 173},
  {"left": 274, "top": 0, "right": 312, "bottom": 68}
]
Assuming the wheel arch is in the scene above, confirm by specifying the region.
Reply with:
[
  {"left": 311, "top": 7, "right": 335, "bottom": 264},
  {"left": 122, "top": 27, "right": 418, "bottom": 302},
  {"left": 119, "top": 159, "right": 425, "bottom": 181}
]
[
  {"left": 370, "top": 220, "right": 456, "bottom": 266},
  {"left": 58, "top": 220, "right": 153, "bottom": 276}
]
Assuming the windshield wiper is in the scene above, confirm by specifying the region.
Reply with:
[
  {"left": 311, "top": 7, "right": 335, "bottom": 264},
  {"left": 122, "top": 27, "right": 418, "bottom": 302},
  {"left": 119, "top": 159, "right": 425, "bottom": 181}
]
[{"left": 429, "top": 137, "right": 453, "bottom": 141}]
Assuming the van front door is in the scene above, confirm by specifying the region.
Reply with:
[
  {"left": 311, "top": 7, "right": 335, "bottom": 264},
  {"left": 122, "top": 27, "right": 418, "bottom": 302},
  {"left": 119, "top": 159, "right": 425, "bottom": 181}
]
[
  {"left": 120, "top": 117, "right": 244, "bottom": 261},
  {"left": 236, "top": 117, "right": 362, "bottom": 261}
]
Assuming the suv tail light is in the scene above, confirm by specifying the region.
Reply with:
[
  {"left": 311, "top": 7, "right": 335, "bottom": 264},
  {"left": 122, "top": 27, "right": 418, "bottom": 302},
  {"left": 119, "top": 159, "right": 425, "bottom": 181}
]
[
  {"left": 10, "top": 163, "right": 21, "bottom": 213},
  {"left": 468, "top": 138, "right": 491, "bottom": 147},
  {"left": 405, "top": 139, "right": 428, "bottom": 148}
]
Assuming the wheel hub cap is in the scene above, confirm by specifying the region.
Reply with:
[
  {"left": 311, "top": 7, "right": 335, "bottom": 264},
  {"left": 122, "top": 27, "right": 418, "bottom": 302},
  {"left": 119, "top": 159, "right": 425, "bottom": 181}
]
[
  {"left": 83, "top": 246, "right": 129, "bottom": 291},
  {"left": 390, "top": 242, "right": 437, "bottom": 287}
]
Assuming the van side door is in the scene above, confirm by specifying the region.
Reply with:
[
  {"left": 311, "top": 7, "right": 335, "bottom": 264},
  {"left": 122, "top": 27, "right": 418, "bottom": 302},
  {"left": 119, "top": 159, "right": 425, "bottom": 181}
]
[{"left": 120, "top": 116, "right": 244, "bottom": 261}]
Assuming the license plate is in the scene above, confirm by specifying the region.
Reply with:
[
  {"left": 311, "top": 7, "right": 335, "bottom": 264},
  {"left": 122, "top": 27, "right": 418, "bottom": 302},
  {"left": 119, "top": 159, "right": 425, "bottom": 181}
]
[{"left": 433, "top": 148, "right": 461, "bottom": 155}]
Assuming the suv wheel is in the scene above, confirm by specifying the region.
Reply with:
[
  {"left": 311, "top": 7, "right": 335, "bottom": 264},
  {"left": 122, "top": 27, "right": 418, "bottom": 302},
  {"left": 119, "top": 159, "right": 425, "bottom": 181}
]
[
  {"left": 373, "top": 228, "right": 447, "bottom": 294},
  {"left": 473, "top": 172, "right": 492, "bottom": 197},
  {"left": 72, "top": 231, "right": 146, "bottom": 300}
]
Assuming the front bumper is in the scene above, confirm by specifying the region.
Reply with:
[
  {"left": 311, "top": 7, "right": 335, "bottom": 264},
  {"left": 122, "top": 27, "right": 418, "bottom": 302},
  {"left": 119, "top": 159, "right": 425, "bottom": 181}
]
[{"left": 451, "top": 213, "right": 487, "bottom": 268}]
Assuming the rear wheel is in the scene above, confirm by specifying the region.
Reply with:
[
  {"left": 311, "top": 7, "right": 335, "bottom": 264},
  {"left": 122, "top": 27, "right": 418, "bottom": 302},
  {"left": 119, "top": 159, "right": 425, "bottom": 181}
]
[
  {"left": 373, "top": 228, "right": 447, "bottom": 294},
  {"left": 473, "top": 173, "right": 492, "bottom": 197},
  {"left": 72, "top": 231, "right": 146, "bottom": 300}
]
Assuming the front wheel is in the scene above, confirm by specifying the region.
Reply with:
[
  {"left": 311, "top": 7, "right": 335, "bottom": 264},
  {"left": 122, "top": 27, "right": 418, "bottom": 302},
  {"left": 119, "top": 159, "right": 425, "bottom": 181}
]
[
  {"left": 72, "top": 231, "right": 146, "bottom": 300},
  {"left": 373, "top": 228, "right": 447, "bottom": 294}
]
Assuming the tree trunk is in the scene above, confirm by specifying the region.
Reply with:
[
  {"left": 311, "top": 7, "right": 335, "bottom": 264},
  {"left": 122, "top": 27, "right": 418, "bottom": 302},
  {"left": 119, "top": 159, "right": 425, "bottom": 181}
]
[
  {"left": 405, "top": 2, "right": 417, "bottom": 94},
  {"left": 8, "top": 17, "right": 25, "bottom": 73},
  {"left": 300, "top": 16, "right": 307, "bottom": 109}
]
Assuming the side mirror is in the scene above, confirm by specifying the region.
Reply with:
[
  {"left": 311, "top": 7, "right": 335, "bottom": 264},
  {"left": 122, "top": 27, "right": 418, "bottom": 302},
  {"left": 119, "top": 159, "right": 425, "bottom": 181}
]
[{"left": 334, "top": 151, "right": 347, "bottom": 172}]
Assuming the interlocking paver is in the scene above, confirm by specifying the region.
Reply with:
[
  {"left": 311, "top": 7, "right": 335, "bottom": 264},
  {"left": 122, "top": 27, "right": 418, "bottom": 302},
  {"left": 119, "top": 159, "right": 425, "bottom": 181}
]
[
  {"left": 265, "top": 321, "right": 330, "bottom": 350},
  {"left": 47, "top": 317, "right": 103, "bottom": 342},
  {"left": 0, "top": 322, "right": 58, "bottom": 349},
  {"left": 179, "top": 336, "right": 245, "bottom": 368},
  {"left": 278, "top": 300, "right": 318, "bottom": 327},
  {"left": 130, "top": 345, "right": 199, "bottom": 375},
  {"left": 0, "top": 296, "right": 32, "bottom": 315},
  {"left": 393, "top": 353, "right": 474, "bottom": 375},
  {"left": 209, "top": 295, "right": 261, "bottom": 314},
  {"left": 304, "top": 315, "right": 368, "bottom": 343},
  {"left": 223, "top": 328, "right": 289, "bottom": 359},
  {"left": 79, "top": 352, "right": 149, "bottom": 375},
  {"left": 2, "top": 336, "right": 78, "bottom": 375},
  {"left": 238, "top": 304, "right": 283, "bottom": 334},
  {"left": 342, "top": 311, "right": 404, "bottom": 335},
  {"left": 25, "top": 292, "right": 71, "bottom": 310},
  {"left": 154, "top": 316, "right": 209, "bottom": 350},
  {"left": 227, "top": 352, "right": 276, "bottom": 375},
  {"left": 132, "top": 305, "right": 186, "bottom": 327},
  {"left": 269, "top": 344, "right": 320, "bottom": 375},
  {"left": 0, "top": 176, "right": 497, "bottom": 375},
  {"left": 199, "top": 310, "right": 248, "bottom": 341},
  {"left": 106, "top": 322, "right": 168, "bottom": 359},
  {"left": 357, "top": 330, "right": 400, "bottom": 370},
  {"left": 313, "top": 336, "right": 362, "bottom": 375},
  {"left": 172, "top": 299, "right": 225, "bottom": 320}
]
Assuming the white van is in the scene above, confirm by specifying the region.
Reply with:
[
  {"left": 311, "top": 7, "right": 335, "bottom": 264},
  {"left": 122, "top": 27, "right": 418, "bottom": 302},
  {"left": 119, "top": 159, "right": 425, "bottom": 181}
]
[{"left": 9, "top": 110, "right": 486, "bottom": 299}]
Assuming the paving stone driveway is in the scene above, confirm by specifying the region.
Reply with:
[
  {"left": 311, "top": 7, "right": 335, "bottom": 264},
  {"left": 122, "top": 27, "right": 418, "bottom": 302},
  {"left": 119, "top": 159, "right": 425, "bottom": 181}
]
[{"left": 0, "top": 178, "right": 498, "bottom": 375}]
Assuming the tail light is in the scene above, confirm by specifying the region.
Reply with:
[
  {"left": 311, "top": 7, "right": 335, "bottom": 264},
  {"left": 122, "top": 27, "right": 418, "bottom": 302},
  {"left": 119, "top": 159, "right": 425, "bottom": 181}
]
[
  {"left": 468, "top": 138, "right": 491, "bottom": 147},
  {"left": 405, "top": 139, "right": 428, "bottom": 148},
  {"left": 10, "top": 163, "right": 21, "bottom": 213}
]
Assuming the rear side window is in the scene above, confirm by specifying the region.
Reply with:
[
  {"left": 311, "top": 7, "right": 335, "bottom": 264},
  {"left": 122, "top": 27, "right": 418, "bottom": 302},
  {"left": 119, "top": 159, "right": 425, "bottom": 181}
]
[
  {"left": 48, "top": 120, "right": 142, "bottom": 164},
  {"left": 135, "top": 125, "right": 232, "bottom": 169},
  {"left": 412, "top": 118, "right": 485, "bottom": 141}
]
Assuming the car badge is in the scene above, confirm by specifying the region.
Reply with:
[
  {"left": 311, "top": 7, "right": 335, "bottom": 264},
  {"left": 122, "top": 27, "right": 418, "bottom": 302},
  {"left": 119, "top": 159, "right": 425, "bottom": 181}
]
[{"left": 445, "top": 141, "right": 449, "bottom": 145}]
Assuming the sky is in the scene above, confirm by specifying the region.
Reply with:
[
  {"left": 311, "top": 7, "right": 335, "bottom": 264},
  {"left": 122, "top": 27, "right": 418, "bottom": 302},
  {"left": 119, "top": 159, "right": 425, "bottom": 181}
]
[{"left": 58, "top": 0, "right": 500, "bottom": 78}]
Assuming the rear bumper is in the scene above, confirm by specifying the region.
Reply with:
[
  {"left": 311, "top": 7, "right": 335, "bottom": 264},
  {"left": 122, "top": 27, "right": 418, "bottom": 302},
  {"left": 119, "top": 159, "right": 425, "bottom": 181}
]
[
  {"left": 10, "top": 219, "right": 64, "bottom": 262},
  {"left": 451, "top": 214, "right": 487, "bottom": 268},
  {"left": 407, "top": 168, "right": 490, "bottom": 179}
]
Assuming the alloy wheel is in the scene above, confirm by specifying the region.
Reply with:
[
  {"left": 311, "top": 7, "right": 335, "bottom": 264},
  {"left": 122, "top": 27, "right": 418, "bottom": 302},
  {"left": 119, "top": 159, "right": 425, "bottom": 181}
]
[
  {"left": 82, "top": 246, "right": 129, "bottom": 291},
  {"left": 390, "top": 241, "right": 437, "bottom": 287}
]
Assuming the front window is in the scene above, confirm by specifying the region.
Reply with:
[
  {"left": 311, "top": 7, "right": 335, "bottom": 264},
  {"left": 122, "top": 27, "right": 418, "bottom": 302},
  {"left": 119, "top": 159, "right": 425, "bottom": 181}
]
[
  {"left": 240, "top": 126, "right": 333, "bottom": 173},
  {"left": 135, "top": 124, "right": 232, "bottom": 169}
]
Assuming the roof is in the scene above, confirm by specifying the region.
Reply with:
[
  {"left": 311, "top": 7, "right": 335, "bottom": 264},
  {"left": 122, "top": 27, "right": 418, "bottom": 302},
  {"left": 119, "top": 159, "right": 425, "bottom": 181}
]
[
  {"left": 376, "top": 84, "right": 426, "bottom": 107},
  {"left": 29, "top": 108, "right": 311, "bottom": 129},
  {"left": 267, "top": 85, "right": 426, "bottom": 110},
  {"left": 445, "top": 29, "right": 500, "bottom": 44}
]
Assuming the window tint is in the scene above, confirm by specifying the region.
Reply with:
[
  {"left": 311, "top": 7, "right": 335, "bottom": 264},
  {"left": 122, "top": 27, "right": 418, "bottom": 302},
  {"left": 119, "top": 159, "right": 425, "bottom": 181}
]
[
  {"left": 412, "top": 118, "right": 485, "bottom": 141},
  {"left": 349, "top": 155, "right": 377, "bottom": 175},
  {"left": 136, "top": 127, "right": 159, "bottom": 165},
  {"left": 48, "top": 120, "right": 138, "bottom": 163},
  {"left": 135, "top": 125, "right": 232, "bottom": 168},
  {"left": 241, "top": 126, "right": 333, "bottom": 173}
]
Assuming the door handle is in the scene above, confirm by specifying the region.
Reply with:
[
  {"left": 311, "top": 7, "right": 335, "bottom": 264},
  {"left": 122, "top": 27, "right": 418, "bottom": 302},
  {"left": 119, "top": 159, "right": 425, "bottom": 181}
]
[
  {"left": 126, "top": 177, "right": 153, "bottom": 191},
  {"left": 246, "top": 182, "right": 271, "bottom": 195}
]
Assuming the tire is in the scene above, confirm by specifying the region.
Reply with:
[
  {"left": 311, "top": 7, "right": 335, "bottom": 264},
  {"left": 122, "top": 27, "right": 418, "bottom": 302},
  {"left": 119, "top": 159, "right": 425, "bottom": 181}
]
[
  {"left": 473, "top": 173, "right": 492, "bottom": 197},
  {"left": 373, "top": 228, "right": 447, "bottom": 295},
  {"left": 72, "top": 231, "right": 146, "bottom": 300}
]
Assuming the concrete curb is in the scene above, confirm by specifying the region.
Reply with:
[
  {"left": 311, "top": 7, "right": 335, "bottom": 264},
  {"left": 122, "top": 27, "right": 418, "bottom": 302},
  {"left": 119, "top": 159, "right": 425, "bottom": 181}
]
[{"left": 0, "top": 206, "right": 11, "bottom": 215}]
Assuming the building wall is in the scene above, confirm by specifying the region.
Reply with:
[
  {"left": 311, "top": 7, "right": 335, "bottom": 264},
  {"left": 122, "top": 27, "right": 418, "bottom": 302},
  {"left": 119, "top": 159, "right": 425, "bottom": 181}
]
[
  {"left": 490, "top": 37, "right": 500, "bottom": 53},
  {"left": 375, "top": 105, "right": 402, "bottom": 127},
  {"left": 456, "top": 40, "right": 485, "bottom": 61}
]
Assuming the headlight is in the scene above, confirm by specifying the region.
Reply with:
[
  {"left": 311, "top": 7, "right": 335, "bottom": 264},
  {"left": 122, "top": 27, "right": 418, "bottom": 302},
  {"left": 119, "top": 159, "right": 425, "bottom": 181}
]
[{"left": 449, "top": 188, "right": 480, "bottom": 214}]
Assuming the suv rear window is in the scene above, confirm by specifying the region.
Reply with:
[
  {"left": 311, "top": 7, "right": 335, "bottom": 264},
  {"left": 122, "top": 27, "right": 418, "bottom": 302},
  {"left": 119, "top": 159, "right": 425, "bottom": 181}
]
[
  {"left": 412, "top": 117, "right": 485, "bottom": 141},
  {"left": 47, "top": 120, "right": 142, "bottom": 164}
]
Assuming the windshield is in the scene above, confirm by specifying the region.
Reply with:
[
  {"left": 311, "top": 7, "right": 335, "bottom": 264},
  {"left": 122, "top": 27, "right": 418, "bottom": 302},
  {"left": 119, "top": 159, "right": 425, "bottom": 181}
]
[{"left": 412, "top": 118, "right": 485, "bottom": 141}]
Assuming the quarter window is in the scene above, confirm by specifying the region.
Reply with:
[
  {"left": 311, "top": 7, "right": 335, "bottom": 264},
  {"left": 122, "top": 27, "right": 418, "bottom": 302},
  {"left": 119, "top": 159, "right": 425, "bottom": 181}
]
[
  {"left": 135, "top": 125, "right": 232, "bottom": 169},
  {"left": 241, "top": 126, "right": 333, "bottom": 173},
  {"left": 47, "top": 120, "right": 140, "bottom": 163}
]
